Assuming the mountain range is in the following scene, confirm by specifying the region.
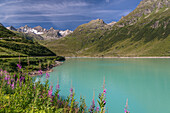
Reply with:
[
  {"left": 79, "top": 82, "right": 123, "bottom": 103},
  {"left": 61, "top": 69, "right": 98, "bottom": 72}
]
[
  {"left": 45, "top": 0, "right": 170, "bottom": 57},
  {"left": 1, "top": 0, "right": 169, "bottom": 57},
  {"left": 0, "top": 25, "right": 55, "bottom": 57},
  {"left": 6, "top": 25, "right": 73, "bottom": 40}
]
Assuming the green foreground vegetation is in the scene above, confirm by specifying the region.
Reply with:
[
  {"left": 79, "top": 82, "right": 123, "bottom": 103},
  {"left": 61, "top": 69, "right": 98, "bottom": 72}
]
[{"left": 0, "top": 67, "right": 112, "bottom": 113}]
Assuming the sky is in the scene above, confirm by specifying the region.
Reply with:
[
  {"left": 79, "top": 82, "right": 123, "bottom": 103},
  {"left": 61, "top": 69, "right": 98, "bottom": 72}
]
[{"left": 0, "top": 0, "right": 141, "bottom": 30}]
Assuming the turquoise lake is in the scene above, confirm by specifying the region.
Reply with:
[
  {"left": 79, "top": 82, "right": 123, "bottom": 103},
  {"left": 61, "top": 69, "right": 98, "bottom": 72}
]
[{"left": 36, "top": 58, "right": 170, "bottom": 113}]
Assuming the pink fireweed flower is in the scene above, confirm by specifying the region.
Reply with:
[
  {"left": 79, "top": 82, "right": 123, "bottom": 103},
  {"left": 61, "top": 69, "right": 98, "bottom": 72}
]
[
  {"left": 103, "top": 100, "right": 106, "bottom": 104},
  {"left": 7, "top": 81, "right": 10, "bottom": 85},
  {"left": 89, "top": 98, "right": 95, "bottom": 113},
  {"left": 4, "top": 70, "right": 7, "bottom": 74},
  {"left": 103, "top": 89, "right": 106, "bottom": 94},
  {"left": 70, "top": 87, "right": 73, "bottom": 93},
  {"left": 48, "top": 86, "right": 53, "bottom": 97},
  {"left": 17, "top": 64, "right": 22, "bottom": 69},
  {"left": 70, "top": 87, "right": 73, "bottom": 97},
  {"left": 11, "top": 82, "right": 14, "bottom": 89},
  {"left": 124, "top": 98, "right": 130, "bottom": 113},
  {"left": 21, "top": 76, "right": 25, "bottom": 80},
  {"left": 96, "top": 107, "right": 99, "bottom": 112},
  {"left": 46, "top": 73, "right": 50, "bottom": 78},
  {"left": 13, "top": 74, "right": 16, "bottom": 77},
  {"left": 4, "top": 76, "right": 8, "bottom": 80},
  {"left": 38, "top": 70, "right": 43, "bottom": 75},
  {"left": 11, "top": 79, "right": 14, "bottom": 82},
  {"left": 56, "top": 84, "right": 60, "bottom": 90}
]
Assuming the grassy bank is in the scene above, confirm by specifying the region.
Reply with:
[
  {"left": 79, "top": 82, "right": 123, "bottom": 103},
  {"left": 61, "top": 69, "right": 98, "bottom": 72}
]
[{"left": 0, "top": 56, "right": 65, "bottom": 73}]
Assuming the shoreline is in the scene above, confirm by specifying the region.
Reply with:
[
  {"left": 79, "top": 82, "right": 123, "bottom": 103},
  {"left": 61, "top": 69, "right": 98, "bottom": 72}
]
[
  {"left": 66, "top": 56, "right": 170, "bottom": 59},
  {"left": 29, "top": 61, "right": 63, "bottom": 77}
]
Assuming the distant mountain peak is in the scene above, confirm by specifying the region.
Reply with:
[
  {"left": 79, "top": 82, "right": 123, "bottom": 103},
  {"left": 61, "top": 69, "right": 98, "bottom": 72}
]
[
  {"left": 14, "top": 25, "right": 73, "bottom": 40},
  {"left": 6, "top": 26, "right": 17, "bottom": 31},
  {"left": 33, "top": 26, "right": 46, "bottom": 33}
]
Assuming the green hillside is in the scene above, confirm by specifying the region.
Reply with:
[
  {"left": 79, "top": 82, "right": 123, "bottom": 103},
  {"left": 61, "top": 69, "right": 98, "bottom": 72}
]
[
  {"left": 0, "top": 25, "right": 56, "bottom": 57},
  {"left": 0, "top": 26, "right": 17, "bottom": 38},
  {"left": 45, "top": 0, "right": 170, "bottom": 57}
]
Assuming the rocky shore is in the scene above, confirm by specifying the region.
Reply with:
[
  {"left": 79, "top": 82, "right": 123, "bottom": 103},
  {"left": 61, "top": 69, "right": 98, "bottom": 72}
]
[{"left": 29, "top": 61, "right": 63, "bottom": 77}]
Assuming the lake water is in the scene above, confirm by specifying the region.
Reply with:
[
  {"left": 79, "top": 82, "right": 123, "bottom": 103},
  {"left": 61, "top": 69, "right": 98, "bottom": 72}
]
[{"left": 36, "top": 58, "right": 170, "bottom": 113}]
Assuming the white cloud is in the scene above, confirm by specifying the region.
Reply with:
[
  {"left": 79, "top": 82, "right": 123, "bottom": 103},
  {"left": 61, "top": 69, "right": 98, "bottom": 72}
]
[
  {"left": 2, "top": 19, "right": 90, "bottom": 24},
  {"left": 0, "top": 0, "right": 91, "bottom": 23},
  {"left": 0, "top": 0, "right": 23, "bottom": 7}
]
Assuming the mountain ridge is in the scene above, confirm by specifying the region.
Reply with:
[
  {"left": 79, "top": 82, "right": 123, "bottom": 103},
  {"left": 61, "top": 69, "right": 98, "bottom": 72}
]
[
  {"left": 7, "top": 25, "right": 73, "bottom": 40},
  {"left": 45, "top": 0, "right": 170, "bottom": 57}
]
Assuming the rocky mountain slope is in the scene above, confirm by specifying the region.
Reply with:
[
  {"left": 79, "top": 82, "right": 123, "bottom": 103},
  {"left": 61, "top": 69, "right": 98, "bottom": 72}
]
[
  {"left": 45, "top": 0, "right": 170, "bottom": 57},
  {"left": 0, "top": 25, "right": 55, "bottom": 57},
  {"left": 7, "top": 25, "right": 73, "bottom": 40}
]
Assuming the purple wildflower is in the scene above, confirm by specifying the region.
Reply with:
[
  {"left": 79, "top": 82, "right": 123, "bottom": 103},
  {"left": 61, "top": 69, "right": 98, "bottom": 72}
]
[
  {"left": 96, "top": 107, "right": 99, "bottom": 112},
  {"left": 38, "top": 70, "right": 43, "bottom": 75},
  {"left": 4, "top": 70, "right": 7, "bottom": 74},
  {"left": 89, "top": 99, "right": 95, "bottom": 113},
  {"left": 13, "top": 74, "right": 16, "bottom": 77},
  {"left": 7, "top": 81, "right": 10, "bottom": 85},
  {"left": 56, "top": 84, "right": 60, "bottom": 90},
  {"left": 48, "top": 86, "right": 53, "bottom": 97},
  {"left": 11, "top": 82, "right": 14, "bottom": 89},
  {"left": 5, "top": 76, "right": 8, "bottom": 80},
  {"left": 11, "top": 79, "right": 14, "bottom": 82},
  {"left": 124, "top": 98, "right": 129, "bottom": 113},
  {"left": 21, "top": 76, "right": 25, "bottom": 80},
  {"left": 17, "top": 64, "right": 22, "bottom": 69},
  {"left": 103, "top": 89, "right": 106, "bottom": 94},
  {"left": 19, "top": 77, "right": 22, "bottom": 82},
  {"left": 70, "top": 87, "right": 73, "bottom": 97},
  {"left": 46, "top": 73, "right": 50, "bottom": 78},
  {"left": 103, "top": 100, "right": 106, "bottom": 104}
]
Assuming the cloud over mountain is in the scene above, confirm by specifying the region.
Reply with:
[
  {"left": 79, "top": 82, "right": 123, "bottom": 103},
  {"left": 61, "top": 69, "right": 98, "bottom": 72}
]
[{"left": 0, "top": 0, "right": 141, "bottom": 30}]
